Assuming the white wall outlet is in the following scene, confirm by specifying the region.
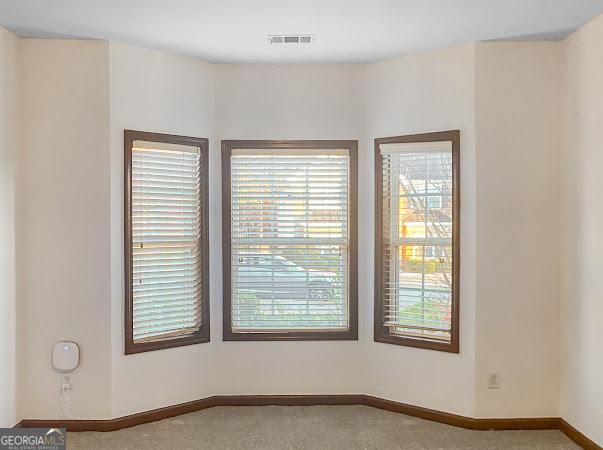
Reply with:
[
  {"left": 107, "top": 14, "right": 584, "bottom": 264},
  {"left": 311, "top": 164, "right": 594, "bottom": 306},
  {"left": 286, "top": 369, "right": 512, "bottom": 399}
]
[
  {"left": 487, "top": 371, "right": 501, "bottom": 389},
  {"left": 62, "top": 374, "right": 73, "bottom": 392}
]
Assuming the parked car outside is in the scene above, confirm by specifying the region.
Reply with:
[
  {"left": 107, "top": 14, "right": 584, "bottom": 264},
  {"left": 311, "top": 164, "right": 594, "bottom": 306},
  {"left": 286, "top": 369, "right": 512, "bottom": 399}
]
[{"left": 234, "top": 254, "right": 337, "bottom": 300}]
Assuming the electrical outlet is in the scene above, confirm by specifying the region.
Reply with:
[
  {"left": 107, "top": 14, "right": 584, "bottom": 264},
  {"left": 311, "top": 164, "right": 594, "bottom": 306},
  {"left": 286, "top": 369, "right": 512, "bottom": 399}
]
[
  {"left": 487, "top": 371, "right": 500, "bottom": 389},
  {"left": 62, "top": 375, "right": 73, "bottom": 392}
]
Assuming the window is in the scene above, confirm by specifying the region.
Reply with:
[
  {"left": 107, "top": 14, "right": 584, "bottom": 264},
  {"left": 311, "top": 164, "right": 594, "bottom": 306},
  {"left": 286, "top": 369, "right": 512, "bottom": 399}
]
[
  {"left": 124, "top": 130, "right": 209, "bottom": 354},
  {"left": 374, "top": 131, "right": 459, "bottom": 352},
  {"left": 427, "top": 195, "right": 443, "bottom": 209},
  {"left": 222, "top": 140, "right": 358, "bottom": 341}
]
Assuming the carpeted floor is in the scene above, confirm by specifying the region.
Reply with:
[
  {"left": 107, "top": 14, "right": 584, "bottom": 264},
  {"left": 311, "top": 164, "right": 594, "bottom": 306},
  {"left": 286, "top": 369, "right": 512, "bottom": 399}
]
[{"left": 67, "top": 405, "right": 579, "bottom": 449}]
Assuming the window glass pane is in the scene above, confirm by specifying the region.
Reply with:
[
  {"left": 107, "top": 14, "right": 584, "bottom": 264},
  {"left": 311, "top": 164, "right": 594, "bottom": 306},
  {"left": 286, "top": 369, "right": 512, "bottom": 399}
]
[
  {"left": 131, "top": 140, "right": 203, "bottom": 342},
  {"left": 230, "top": 150, "right": 350, "bottom": 332},
  {"left": 390, "top": 243, "right": 452, "bottom": 340},
  {"left": 381, "top": 144, "right": 453, "bottom": 342}
]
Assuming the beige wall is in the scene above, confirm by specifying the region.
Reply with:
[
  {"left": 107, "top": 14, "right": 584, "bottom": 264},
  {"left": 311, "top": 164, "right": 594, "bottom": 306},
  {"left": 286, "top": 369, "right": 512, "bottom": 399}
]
[
  {"left": 364, "top": 44, "right": 478, "bottom": 416},
  {"left": 0, "top": 26, "right": 18, "bottom": 428},
  {"left": 560, "top": 14, "right": 603, "bottom": 446},
  {"left": 213, "top": 63, "right": 367, "bottom": 397},
  {"left": 108, "top": 42, "right": 216, "bottom": 417},
  {"left": 474, "top": 42, "right": 562, "bottom": 417},
  {"left": 17, "top": 40, "right": 112, "bottom": 419}
]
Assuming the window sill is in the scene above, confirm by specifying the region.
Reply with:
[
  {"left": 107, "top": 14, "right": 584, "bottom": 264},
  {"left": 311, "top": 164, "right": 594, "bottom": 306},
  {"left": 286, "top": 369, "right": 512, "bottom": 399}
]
[
  {"left": 125, "top": 332, "right": 210, "bottom": 354},
  {"left": 223, "top": 330, "right": 358, "bottom": 341},
  {"left": 374, "top": 333, "right": 458, "bottom": 353}
]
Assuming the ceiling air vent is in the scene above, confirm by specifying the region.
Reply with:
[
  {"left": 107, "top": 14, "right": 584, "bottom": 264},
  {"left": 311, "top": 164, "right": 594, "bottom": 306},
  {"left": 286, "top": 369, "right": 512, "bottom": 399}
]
[{"left": 268, "top": 35, "right": 314, "bottom": 44}]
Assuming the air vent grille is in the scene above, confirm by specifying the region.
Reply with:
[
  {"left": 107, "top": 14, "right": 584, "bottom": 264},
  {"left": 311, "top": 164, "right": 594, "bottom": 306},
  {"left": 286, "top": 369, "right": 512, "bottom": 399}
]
[{"left": 268, "top": 35, "right": 314, "bottom": 44}]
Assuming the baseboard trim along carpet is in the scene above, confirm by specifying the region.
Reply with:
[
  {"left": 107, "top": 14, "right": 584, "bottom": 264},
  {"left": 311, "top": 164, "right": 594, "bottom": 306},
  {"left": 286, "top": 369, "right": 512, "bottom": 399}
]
[
  {"left": 16, "top": 394, "right": 601, "bottom": 449},
  {"left": 558, "top": 418, "right": 601, "bottom": 450}
]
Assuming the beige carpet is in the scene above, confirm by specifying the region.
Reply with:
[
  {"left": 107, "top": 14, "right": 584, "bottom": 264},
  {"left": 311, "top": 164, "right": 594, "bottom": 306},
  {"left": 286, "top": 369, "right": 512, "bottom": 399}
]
[{"left": 67, "top": 405, "right": 579, "bottom": 449}]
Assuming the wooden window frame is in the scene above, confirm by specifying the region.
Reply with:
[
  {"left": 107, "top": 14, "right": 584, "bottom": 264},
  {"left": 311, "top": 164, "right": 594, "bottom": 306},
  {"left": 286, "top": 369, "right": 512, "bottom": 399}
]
[
  {"left": 124, "top": 130, "right": 210, "bottom": 354},
  {"left": 222, "top": 140, "right": 358, "bottom": 341},
  {"left": 374, "top": 130, "right": 460, "bottom": 353}
]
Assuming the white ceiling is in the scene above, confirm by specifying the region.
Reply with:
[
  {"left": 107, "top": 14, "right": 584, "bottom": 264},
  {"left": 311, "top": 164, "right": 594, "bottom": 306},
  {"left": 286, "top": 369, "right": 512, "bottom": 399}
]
[{"left": 1, "top": 0, "right": 603, "bottom": 63}]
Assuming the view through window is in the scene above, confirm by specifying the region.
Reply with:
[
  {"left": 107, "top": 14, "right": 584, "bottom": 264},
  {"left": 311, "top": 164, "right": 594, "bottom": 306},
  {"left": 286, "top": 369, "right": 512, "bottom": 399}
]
[
  {"left": 223, "top": 141, "right": 358, "bottom": 340},
  {"left": 375, "top": 132, "right": 459, "bottom": 352},
  {"left": 124, "top": 131, "right": 209, "bottom": 354}
]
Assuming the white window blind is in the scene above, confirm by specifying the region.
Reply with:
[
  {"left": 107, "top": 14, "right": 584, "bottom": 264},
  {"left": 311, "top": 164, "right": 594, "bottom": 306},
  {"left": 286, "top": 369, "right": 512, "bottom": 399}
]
[
  {"left": 131, "top": 140, "right": 203, "bottom": 343},
  {"left": 380, "top": 141, "right": 454, "bottom": 342},
  {"left": 229, "top": 148, "right": 350, "bottom": 333}
]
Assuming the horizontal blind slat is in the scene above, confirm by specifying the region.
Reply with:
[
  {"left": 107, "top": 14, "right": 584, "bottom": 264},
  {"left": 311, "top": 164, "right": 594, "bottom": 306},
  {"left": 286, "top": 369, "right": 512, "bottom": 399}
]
[
  {"left": 380, "top": 148, "right": 454, "bottom": 341},
  {"left": 131, "top": 144, "right": 203, "bottom": 343},
  {"left": 230, "top": 152, "right": 351, "bottom": 332}
]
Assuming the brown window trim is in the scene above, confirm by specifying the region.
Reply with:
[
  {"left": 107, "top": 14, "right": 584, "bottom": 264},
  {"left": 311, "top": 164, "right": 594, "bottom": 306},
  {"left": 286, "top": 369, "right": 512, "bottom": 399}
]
[
  {"left": 374, "top": 130, "right": 460, "bottom": 353},
  {"left": 222, "top": 140, "right": 358, "bottom": 341},
  {"left": 124, "top": 130, "right": 210, "bottom": 354}
]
